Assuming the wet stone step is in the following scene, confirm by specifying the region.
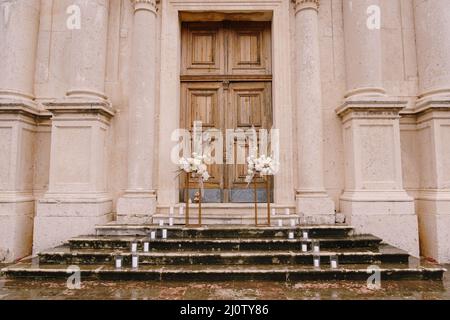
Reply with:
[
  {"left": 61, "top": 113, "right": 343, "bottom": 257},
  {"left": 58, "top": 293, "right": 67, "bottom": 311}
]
[
  {"left": 38, "top": 245, "right": 410, "bottom": 266},
  {"left": 95, "top": 225, "right": 354, "bottom": 238},
  {"left": 69, "top": 235, "right": 382, "bottom": 251},
  {"left": 2, "top": 260, "right": 445, "bottom": 281}
]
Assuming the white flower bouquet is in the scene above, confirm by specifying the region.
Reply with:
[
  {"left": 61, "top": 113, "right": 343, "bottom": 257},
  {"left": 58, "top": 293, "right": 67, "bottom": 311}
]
[
  {"left": 178, "top": 152, "right": 210, "bottom": 182},
  {"left": 245, "top": 154, "right": 279, "bottom": 184}
]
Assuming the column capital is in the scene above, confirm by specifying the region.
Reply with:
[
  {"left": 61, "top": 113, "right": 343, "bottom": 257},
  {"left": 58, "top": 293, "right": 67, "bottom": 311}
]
[
  {"left": 293, "top": 0, "right": 320, "bottom": 13},
  {"left": 132, "top": 0, "right": 158, "bottom": 14}
]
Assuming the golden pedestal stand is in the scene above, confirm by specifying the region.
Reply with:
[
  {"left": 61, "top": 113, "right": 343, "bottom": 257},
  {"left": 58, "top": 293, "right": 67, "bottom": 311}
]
[
  {"left": 185, "top": 173, "right": 202, "bottom": 227},
  {"left": 254, "top": 176, "right": 271, "bottom": 226}
]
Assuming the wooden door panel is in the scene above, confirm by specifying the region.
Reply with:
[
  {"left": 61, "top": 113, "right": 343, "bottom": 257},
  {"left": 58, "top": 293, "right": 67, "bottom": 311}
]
[
  {"left": 180, "top": 21, "right": 272, "bottom": 203},
  {"left": 181, "top": 22, "right": 225, "bottom": 75},
  {"left": 226, "top": 82, "right": 272, "bottom": 189},
  {"left": 228, "top": 22, "right": 271, "bottom": 76},
  {"left": 229, "top": 82, "right": 272, "bottom": 130},
  {"left": 181, "top": 82, "right": 223, "bottom": 190}
]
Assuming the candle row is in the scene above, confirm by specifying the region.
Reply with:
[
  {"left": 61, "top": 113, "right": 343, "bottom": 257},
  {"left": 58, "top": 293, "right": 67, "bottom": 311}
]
[
  {"left": 300, "top": 240, "right": 321, "bottom": 253},
  {"left": 287, "top": 230, "right": 310, "bottom": 240},
  {"left": 271, "top": 208, "right": 291, "bottom": 216},
  {"left": 168, "top": 206, "right": 187, "bottom": 216},
  {"left": 277, "top": 219, "right": 298, "bottom": 227},
  {"left": 114, "top": 253, "right": 340, "bottom": 270},
  {"left": 158, "top": 218, "right": 174, "bottom": 226},
  {"left": 312, "top": 255, "right": 339, "bottom": 269},
  {"left": 114, "top": 254, "right": 140, "bottom": 269},
  {"left": 130, "top": 232, "right": 168, "bottom": 253}
]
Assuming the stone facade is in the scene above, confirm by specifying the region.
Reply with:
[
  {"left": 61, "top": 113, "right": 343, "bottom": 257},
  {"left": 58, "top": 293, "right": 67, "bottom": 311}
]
[{"left": 0, "top": 0, "right": 449, "bottom": 263}]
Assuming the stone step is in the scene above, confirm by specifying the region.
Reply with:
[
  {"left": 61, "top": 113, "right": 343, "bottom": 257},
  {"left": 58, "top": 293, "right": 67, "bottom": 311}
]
[
  {"left": 95, "top": 225, "right": 353, "bottom": 238},
  {"left": 69, "top": 235, "right": 382, "bottom": 251},
  {"left": 155, "top": 204, "right": 296, "bottom": 217},
  {"left": 152, "top": 214, "right": 303, "bottom": 226},
  {"left": 2, "top": 260, "right": 445, "bottom": 281},
  {"left": 38, "top": 244, "right": 409, "bottom": 265}
]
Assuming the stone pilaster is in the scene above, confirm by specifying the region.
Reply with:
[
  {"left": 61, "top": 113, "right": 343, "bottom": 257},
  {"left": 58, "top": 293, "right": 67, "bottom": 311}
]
[
  {"left": 0, "top": 0, "right": 40, "bottom": 262},
  {"left": 33, "top": 0, "right": 114, "bottom": 253},
  {"left": 337, "top": 0, "right": 418, "bottom": 256},
  {"left": 293, "top": 0, "right": 335, "bottom": 222},
  {"left": 116, "top": 0, "right": 158, "bottom": 223},
  {"left": 413, "top": 0, "right": 450, "bottom": 263}
]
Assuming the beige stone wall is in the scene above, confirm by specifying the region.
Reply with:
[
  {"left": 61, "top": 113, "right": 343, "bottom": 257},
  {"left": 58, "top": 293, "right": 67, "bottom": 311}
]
[{"left": 30, "top": 0, "right": 424, "bottom": 214}]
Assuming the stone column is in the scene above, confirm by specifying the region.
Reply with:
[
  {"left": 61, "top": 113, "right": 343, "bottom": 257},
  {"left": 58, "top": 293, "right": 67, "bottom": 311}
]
[
  {"left": 0, "top": 0, "right": 40, "bottom": 262},
  {"left": 65, "top": 0, "right": 109, "bottom": 101},
  {"left": 0, "top": 0, "right": 40, "bottom": 102},
  {"left": 414, "top": 0, "right": 450, "bottom": 263},
  {"left": 336, "top": 0, "right": 417, "bottom": 256},
  {"left": 342, "top": 0, "right": 384, "bottom": 98},
  {"left": 293, "top": 0, "right": 335, "bottom": 222},
  {"left": 117, "top": 0, "right": 158, "bottom": 223},
  {"left": 34, "top": 0, "right": 114, "bottom": 253}
]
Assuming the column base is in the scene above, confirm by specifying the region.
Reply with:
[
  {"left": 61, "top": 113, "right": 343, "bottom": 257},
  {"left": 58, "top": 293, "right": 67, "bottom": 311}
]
[
  {"left": 117, "top": 191, "right": 157, "bottom": 223},
  {"left": 0, "top": 194, "right": 34, "bottom": 262},
  {"left": 33, "top": 196, "right": 113, "bottom": 253},
  {"left": 340, "top": 190, "right": 419, "bottom": 256},
  {"left": 417, "top": 191, "right": 450, "bottom": 263},
  {"left": 296, "top": 192, "right": 335, "bottom": 224}
]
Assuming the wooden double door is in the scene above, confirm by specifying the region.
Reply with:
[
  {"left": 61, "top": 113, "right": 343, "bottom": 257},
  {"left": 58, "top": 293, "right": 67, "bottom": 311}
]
[{"left": 180, "top": 21, "right": 273, "bottom": 203}]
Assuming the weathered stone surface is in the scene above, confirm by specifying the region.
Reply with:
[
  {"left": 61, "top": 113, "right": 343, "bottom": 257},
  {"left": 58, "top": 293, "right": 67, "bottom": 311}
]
[{"left": 2, "top": 225, "right": 445, "bottom": 282}]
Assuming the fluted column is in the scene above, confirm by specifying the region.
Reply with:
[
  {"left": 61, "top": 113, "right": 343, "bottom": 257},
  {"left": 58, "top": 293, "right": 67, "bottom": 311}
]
[
  {"left": 293, "top": 0, "right": 335, "bottom": 221},
  {"left": 414, "top": 0, "right": 450, "bottom": 263},
  {"left": 336, "top": 0, "right": 417, "bottom": 256},
  {"left": 0, "top": 0, "right": 40, "bottom": 262},
  {"left": 117, "top": 0, "right": 158, "bottom": 222}
]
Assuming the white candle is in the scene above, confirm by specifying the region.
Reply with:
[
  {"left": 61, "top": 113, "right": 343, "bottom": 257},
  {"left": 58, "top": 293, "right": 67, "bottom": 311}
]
[
  {"left": 302, "top": 231, "right": 309, "bottom": 239},
  {"left": 278, "top": 219, "right": 283, "bottom": 227},
  {"left": 169, "top": 217, "right": 174, "bottom": 226},
  {"left": 132, "top": 254, "right": 139, "bottom": 269},
  {"left": 131, "top": 242, "right": 138, "bottom": 253},
  {"left": 314, "top": 257, "right": 320, "bottom": 268},
  {"left": 179, "top": 206, "right": 184, "bottom": 215},
  {"left": 285, "top": 208, "right": 290, "bottom": 215},
  {"left": 290, "top": 219, "right": 296, "bottom": 227},
  {"left": 301, "top": 243, "right": 308, "bottom": 252},
  {"left": 159, "top": 219, "right": 164, "bottom": 226},
  {"left": 162, "top": 229, "right": 167, "bottom": 239},
  {"left": 143, "top": 242, "right": 149, "bottom": 252},
  {"left": 115, "top": 257, "right": 122, "bottom": 269},
  {"left": 271, "top": 208, "right": 276, "bottom": 216},
  {"left": 288, "top": 231, "right": 294, "bottom": 239},
  {"left": 150, "top": 231, "right": 156, "bottom": 240},
  {"left": 169, "top": 206, "right": 174, "bottom": 215},
  {"left": 331, "top": 260, "right": 337, "bottom": 269}
]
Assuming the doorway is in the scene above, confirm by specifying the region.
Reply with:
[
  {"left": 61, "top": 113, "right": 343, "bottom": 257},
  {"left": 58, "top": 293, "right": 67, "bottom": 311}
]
[{"left": 180, "top": 21, "right": 273, "bottom": 203}]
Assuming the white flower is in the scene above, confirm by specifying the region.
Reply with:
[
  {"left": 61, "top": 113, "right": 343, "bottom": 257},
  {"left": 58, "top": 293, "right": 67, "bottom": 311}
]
[
  {"left": 178, "top": 153, "right": 211, "bottom": 182},
  {"left": 202, "top": 171, "right": 210, "bottom": 181},
  {"left": 245, "top": 154, "right": 279, "bottom": 180}
]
